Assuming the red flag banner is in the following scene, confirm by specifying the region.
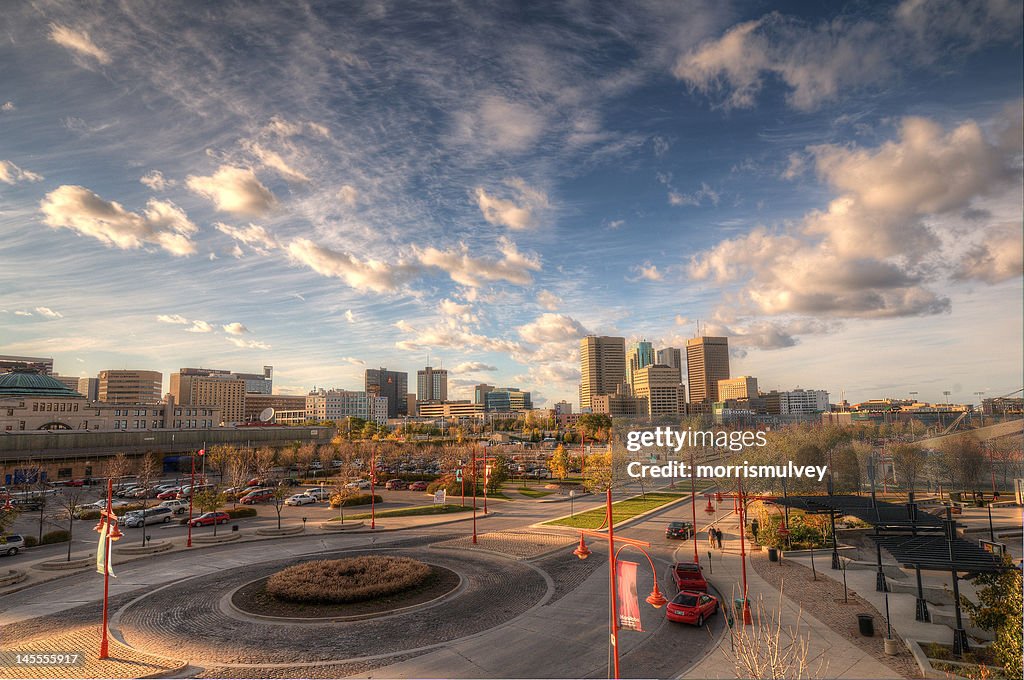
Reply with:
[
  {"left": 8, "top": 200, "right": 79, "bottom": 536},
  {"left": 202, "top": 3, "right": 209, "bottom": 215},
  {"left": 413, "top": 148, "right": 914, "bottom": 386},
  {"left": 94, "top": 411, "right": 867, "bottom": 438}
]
[
  {"left": 198, "top": 449, "right": 206, "bottom": 456},
  {"left": 616, "top": 560, "right": 642, "bottom": 632}
]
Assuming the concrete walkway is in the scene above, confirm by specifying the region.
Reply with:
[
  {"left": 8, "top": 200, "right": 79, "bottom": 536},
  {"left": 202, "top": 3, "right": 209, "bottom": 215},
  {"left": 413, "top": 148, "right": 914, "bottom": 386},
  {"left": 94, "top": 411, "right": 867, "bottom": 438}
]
[{"left": 680, "top": 513, "right": 904, "bottom": 680}]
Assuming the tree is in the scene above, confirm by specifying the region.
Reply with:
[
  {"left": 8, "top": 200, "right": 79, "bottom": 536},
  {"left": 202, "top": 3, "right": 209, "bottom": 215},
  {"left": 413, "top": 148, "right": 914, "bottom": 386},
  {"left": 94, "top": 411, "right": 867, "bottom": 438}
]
[
  {"left": 226, "top": 454, "right": 252, "bottom": 507},
  {"left": 939, "top": 435, "right": 987, "bottom": 492},
  {"left": 53, "top": 487, "right": 86, "bottom": 562},
  {"left": 962, "top": 556, "right": 1022, "bottom": 678},
  {"left": 191, "top": 489, "right": 228, "bottom": 535},
  {"left": 270, "top": 486, "right": 290, "bottom": 530},
  {"left": 485, "top": 454, "right": 509, "bottom": 493},
  {"left": 294, "top": 442, "right": 317, "bottom": 479},
  {"left": 890, "top": 443, "right": 926, "bottom": 494},
  {"left": 135, "top": 452, "right": 160, "bottom": 546},
  {"left": 253, "top": 447, "right": 277, "bottom": 482},
  {"left": 104, "top": 452, "right": 135, "bottom": 488},
  {"left": 577, "top": 413, "right": 612, "bottom": 442},
  {"left": 549, "top": 444, "right": 570, "bottom": 480},
  {"left": 725, "top": 590, "right": 825, "bottom": 679},
  {"left": 204, "top": 444, "right": 235, "bottom": 483},
  {"left": 0, "top": 501, "right": 20, "bottom": 545},
  {"left": 831, "top": 446, "right": 861, "bottom": 493}
]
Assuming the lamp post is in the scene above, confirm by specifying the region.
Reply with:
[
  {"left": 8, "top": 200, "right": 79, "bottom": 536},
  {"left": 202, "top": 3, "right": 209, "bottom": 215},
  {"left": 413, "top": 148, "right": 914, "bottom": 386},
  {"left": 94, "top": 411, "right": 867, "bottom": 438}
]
[
  {"left": 94, "top": 478, "right": 123, "bottom": 659},
  {"left": 369, "top": 446, "right": 376, "bottom": 530},
  {"left": 690, "top": 450, "right": 699, "bottom": 563},
  {"left": 186, "top": 450, "right": 197, "bottom": 547},
  {"left": 571, "top": 488, "right": 667, "bottom": 679},
  {"left": 472, "top": 453, "right": 478, "bottom": 544},
  {"left": 736, "top": 479, "right": 753, "bottom": 625}
]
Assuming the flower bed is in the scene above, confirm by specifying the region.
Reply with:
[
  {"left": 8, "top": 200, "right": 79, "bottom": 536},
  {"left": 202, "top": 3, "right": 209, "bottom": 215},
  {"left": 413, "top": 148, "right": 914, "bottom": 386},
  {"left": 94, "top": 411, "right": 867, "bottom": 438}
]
[{"left": 266, "top": 555, "right": 430, "bottom": 604}]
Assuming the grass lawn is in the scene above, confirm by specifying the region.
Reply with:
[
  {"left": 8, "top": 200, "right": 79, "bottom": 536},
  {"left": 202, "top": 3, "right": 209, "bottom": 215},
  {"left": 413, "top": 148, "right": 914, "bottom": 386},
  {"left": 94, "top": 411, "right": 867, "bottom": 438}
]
[
  {"left": 543, "top": 491, "right": 685, "bottom": 529},
  {"left": 518, "top": 488, "right": 554, "bottom": 498},
  {"left": 340, "top": 504, "right": 474, "bottom": 520}
]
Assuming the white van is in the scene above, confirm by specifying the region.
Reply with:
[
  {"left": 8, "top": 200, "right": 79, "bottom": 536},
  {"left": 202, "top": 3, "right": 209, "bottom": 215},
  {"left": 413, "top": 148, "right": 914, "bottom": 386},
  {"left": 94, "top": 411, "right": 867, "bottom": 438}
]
[{"left": 124, "top": 506, "right": 174, "bottom": 527}]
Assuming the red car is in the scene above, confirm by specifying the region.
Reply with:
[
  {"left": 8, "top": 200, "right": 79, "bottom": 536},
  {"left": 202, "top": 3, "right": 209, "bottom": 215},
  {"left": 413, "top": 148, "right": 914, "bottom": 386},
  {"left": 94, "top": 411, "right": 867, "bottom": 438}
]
[
  {"left": 409, "top": 481, "right": 428, "bottom": 491},
  {"left": 385, "top": 479, "right": 408, "bottom": 490},
  {"left": 157, "top": 488, "right": 182, "bottom": 500},
  {"left": 240, "top": 489, "right": 273, "bottom": 504},
  {"left": 666, "top": 590, "right": 719, "bottom": 626},
  {"left": 189, "top": 512, "right": 230, "bottom": 527},
  {"left": 671, "top": 561, "right": 709, "bottom": 592}
]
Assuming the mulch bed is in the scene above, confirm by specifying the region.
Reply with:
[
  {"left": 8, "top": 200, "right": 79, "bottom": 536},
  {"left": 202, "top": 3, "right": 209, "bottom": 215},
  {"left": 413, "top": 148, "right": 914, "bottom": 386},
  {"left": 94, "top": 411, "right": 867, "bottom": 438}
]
[
  {"left": 231, "top": 565, "right": 459, "bottom": 619},
  {"left": 750, "top": 554, "right": 922, "bottom": 679}
]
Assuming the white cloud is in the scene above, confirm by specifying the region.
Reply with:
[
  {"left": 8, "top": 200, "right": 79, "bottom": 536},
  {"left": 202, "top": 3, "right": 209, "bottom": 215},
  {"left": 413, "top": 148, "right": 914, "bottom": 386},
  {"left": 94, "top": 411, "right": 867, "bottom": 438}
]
[
  {"left": 536, "top": 290, "right": 561, "bottom": 311},
  {"left": 186, "top": 320, "right": 213, "bottom": 333},
  {"left": 344, "top": 309, "right": 356, "bottom": 323},
  {"left": 475, "top": 178, "right": 549, "bottom": 231},
  {"left": 140, "top": 170, "right": 174, "bottom": 191},
  {"left": 517, "top": 313, "right": 591, "bottom": 344},
  {"left": 339, "top": 356, "right": 365, "bottom": 366},
  {"left": 454, "top": 361, "right": 497, "bottom": 373},
  {"left": 417, "top": 237, "right": 541, "bottom": 288},
  {"left": 287, "top": 238, "right": 419, "bottom": 293},
  {"left": 222, "top": 322, "right": 250, "bottom": 335},
  {"left": 247, "top": 143, "right": 309, "bottom": 182},
  {"left": 629, "top": 262, "right": 664, "bottom": 282},
  {"left": 1, "top": 102, "right": 14, "bottom": 112},
  {"left": 186, "top": 165, "right": 277, "bottom": 216},
  {"left": 668, "top": 182, "right": 720, "bottom": 207},
  {"left": 338, "top": 184, "right": 359, "bottom": 206},
  {"left": 49, "top": 24, "right": 111, "bottom": 65},
  {"left": 40, "top": 185, "right": 198, "bottom": 256},
  {"left": 673, "top": 3, "right": 1023, "bottom": 111},
  {"left": 394, "top": 320, "right": 521, "bottom": 355},
  {"left": 953, "top": 222, "right": 1024, "bottom": 284},
  {"left": 156, "top": 314, "right": 189, "bottom": 325},
  {"left": 453, "top": 95, "right": 544, "bottom": 153},
  {"left": 34, "top": 306, "right": 62, "bottom": 319},
  {"left": 14, "top": 310, "right": 32, "bottom": 317},
  {"left": 439, "top": 299, "right": 478, "bottom": 324},
  {"left": 226, "top": 336, "right": 270, "bottom": 350},
  {"left": 215, "top": 222, "right": 279, "bottom": 255},
  {"left": 0, "top": 160, "right": 43, "bottom": 184}
]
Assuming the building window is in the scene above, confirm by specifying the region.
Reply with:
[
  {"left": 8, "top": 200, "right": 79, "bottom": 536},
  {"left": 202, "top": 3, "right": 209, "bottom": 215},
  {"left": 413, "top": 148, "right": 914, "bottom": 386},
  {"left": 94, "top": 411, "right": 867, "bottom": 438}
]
[
  {"left": 58, "top": 467, "right": 72, "bottom": 478},
  {"left": 114, "top": 421, "right": 120, "bottom": 429},
  {"left": 32, "top": 403, "right": 38, "bottom": 411},
  {"left": 73, "top": 404, "right": 78, "bottom": 412}
]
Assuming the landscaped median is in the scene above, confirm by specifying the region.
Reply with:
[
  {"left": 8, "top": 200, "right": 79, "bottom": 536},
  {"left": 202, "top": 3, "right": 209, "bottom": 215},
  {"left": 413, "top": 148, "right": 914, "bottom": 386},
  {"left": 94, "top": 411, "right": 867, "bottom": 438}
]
[
  {"left": 334, "top": 504, "right": 475, "bottom": 520},
  {"left": 542, "top": 491, "right": 685, "bottom": 529}
]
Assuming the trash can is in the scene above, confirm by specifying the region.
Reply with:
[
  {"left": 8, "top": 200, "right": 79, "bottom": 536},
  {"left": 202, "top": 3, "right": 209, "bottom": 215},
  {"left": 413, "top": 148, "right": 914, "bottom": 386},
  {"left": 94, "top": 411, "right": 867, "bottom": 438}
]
[
  {"left": 232, "top": 524, "right": 239, "bottom": 532},
  {"left": 857, "top": 613, "right": 874, "bottom": 637},
  {"left": 767, "top": 547, "right": 779, "bottom": 562}
]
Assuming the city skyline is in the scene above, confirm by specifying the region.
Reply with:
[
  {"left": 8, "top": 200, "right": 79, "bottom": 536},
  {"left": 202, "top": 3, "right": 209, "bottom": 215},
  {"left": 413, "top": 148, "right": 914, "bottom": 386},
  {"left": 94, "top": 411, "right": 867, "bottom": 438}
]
[{"left": 1, "top": 2, "right": 1021, "bottom": 406}]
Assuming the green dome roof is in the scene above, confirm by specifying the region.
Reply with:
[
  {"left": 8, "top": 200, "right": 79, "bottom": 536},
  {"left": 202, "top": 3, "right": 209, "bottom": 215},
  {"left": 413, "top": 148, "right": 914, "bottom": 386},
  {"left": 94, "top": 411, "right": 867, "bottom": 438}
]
[{"left": 0, "top": 370, "right": 84, "bottom": 398}]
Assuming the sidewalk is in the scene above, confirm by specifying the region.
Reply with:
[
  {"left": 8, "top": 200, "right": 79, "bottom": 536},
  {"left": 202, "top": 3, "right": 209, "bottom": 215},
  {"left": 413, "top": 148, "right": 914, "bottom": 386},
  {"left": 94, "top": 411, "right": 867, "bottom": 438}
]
[{"left": 680, "top": 513, "right": 906, "bottom": 680}]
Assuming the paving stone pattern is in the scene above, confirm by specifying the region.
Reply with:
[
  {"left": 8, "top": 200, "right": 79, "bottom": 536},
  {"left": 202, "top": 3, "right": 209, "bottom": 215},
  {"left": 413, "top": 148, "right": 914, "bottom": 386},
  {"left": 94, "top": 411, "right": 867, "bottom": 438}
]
[
  {"left": 0, "top": 627, "right": 180, "bottom": 679},
  {"left": 434, "top": 531, "right": 577, "bottom": 559}
]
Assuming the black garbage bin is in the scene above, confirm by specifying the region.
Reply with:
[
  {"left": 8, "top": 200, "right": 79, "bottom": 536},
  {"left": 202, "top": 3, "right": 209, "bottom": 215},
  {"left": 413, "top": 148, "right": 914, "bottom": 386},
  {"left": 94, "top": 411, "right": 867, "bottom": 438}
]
[
  {"left": 857, "top": 613, "right": 874, "bottom": 637},
  {"left": 232, "top": 524, "right": 239, "bottom": 532},
  {"left": 767, "top": 547, "right": 779, "bottom": 562}
]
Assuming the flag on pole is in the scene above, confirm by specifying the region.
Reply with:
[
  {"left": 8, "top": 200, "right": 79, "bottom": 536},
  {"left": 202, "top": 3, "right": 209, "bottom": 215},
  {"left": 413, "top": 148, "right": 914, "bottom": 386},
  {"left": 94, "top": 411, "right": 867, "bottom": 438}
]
[
  {"left": 616, "top": 560, "right": 641, "bottom": 631},
  {"left": 95, "top": 521, "right": 115, "bottom": 577}
]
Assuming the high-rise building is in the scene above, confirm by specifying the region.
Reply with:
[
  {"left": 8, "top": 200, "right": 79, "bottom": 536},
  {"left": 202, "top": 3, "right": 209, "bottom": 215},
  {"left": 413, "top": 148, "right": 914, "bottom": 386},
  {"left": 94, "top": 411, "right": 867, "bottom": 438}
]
[
  {"left": 52, "top": 374, "right": 83, "bottom": 393},
  {"left": 98, "top": 370, "right": 163, "bottom": 404},
  {"left": 474, "top": 383, "right": 495, "bottom": 405},
  {"left": 169, "top": 368, "right": 247, "bottom": 423},
  {"left": 590, "top": 384, "right": 645, "bottom": 417},
  {"left": 626, "top": 340, "right": 655, "bottom": 393},
  {"left": 718, "top": 376, "right": 758, "bottom": 401},
  {"left": 686, "top": 337, "right": 730, "bottom": 407},
  {"left": 242, "top": 393, "right": 307, "bottom": 422},
  {"left": 77, "top": 377, "right": 99, "bottom": 401},
  {"left": 0, "top": 355, "right": 53, "bottom": 375},
  {"left": 169, "top": 366, "right": 272, "bottom": 398},
  {"left": 579, "top": 335, "right": 626, "bottom": 411},
  {"left": 417, "top": 366, "right": 448, "bottom": 402},
  {"left": 656, "top": 347, "right": 683, "bottom": 383},
  {"left": 406, "top": 393, "right": 417, "bottom": 417},
  {"left": 484, "top": 387, "right": 533, "bottom": 412},
  {"left": 233, "top": 366, "right": 273, "bottom": 394},
  {"left": 778, "top": 389, "right": 830, "bottom": 414},
  {"left": 365, "top": 368, "right": 408, "bottom": 418},
  {"left": 554, "top": 400, "right": 573, "bottom": 416},
  {"left": 632, "top": 365, "right": 686, "bottom": 416},
  {"left": 306, "top": 388, "right": 388, "bottom": 425}
]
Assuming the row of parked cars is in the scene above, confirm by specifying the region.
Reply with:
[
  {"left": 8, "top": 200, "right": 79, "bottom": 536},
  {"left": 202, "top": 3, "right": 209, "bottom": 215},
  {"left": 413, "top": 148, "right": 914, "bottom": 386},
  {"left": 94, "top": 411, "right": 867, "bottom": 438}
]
[{"left": 383, "top": 479, "right": 429, "bottom": 491}]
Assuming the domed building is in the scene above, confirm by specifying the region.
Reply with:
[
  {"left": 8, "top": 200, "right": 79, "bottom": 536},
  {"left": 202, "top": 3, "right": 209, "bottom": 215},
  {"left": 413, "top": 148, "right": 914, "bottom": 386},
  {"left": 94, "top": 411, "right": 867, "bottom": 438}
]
[{"left": 0, "top": 369, "right": 85, "bottom": 400}]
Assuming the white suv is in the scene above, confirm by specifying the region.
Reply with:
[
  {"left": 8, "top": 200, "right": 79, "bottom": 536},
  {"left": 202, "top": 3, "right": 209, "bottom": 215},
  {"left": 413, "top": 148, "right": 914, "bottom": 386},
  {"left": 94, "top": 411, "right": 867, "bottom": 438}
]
[
  {"left": 158, "top": 499, "right": 189, "bottom": 515},
  {"left": 1, "top": 534, "right": 25, "bottom": 556}
]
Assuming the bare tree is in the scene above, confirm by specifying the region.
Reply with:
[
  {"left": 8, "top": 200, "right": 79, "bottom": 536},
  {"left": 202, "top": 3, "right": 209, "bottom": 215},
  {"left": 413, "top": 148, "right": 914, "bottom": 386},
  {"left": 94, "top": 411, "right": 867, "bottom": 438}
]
[
  {"left": 54, "top": 487, "right": 87, "bottom": 562},
  {"left": 253, "top": 447, "right": 277, "bottom": 483},
  {"left": 226, "top": 454, "right": 252, "bottom": 508},
  {"left": 294, "top": 442, "right": 317, "bottom": 480},
  {"left": 135, "top": 453, "right": 160, "bottom": 546},
  {"left": 724, "top": 590, "right": 826, "bottom": 680},
  {"left": 890, "top": 443, "right": 926, "bottom": 494},
  {"left": 104, "top": 452, "right": 135, "bottom": 490}
]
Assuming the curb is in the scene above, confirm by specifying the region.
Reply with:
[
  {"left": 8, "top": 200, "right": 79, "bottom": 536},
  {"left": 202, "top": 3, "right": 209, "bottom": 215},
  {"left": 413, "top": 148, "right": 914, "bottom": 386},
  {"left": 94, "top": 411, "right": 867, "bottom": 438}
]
[{"left": 532, "top": 491, "right": 694, "bottom": 532}]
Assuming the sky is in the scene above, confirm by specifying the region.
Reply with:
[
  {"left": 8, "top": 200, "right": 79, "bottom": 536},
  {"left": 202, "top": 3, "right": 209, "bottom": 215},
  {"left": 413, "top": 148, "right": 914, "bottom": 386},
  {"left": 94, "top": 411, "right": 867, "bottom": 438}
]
[{"left": 1, "top": 0, "right": 1022, "bottom": 407}]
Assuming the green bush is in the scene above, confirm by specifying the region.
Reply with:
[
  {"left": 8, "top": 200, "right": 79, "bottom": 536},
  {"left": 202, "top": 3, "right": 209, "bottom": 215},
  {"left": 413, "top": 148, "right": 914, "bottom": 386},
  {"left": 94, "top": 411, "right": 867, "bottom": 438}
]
[
  {"left": 41, "top": 530, "right": 71, "bottom": 544},
  {"left": 427, "top": 475, "right": 480, "bottom": 496},
  {"left": 329, "top": 493, "right": 382, "bottom": 508},
  {"left": 227, "top": 507, "right": 258, "bottom": 518},
  {"left": 24, "top": 535, "right": 38, "bottom": 548}
]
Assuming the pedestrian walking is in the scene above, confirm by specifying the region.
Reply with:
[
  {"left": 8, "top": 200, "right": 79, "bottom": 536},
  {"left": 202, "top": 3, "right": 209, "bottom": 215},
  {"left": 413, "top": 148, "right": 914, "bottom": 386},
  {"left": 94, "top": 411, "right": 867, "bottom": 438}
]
[
  {"left": 707, "top": 527, "right": 716, "bottom": 548},
  {"left": 715, "top": 528, "right": 723, "bottom": 549}
]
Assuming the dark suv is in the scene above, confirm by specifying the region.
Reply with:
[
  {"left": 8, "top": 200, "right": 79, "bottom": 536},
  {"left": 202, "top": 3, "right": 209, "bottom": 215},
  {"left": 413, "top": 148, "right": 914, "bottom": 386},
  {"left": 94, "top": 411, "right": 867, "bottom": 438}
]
[{"left": 666, "top": 521, "right": 693, "bottom": 540}]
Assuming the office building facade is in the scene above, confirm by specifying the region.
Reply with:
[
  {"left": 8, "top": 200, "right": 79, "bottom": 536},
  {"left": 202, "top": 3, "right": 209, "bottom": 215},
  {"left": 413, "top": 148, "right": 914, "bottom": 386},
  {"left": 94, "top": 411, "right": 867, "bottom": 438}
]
[
  {"left": 0, "top": 355, "right": 53, "bottom": 375},
  {"left": 626, "top": 340, "right": 655, "bottom": 392},
  {"left": 417, "top": 366, "right": 448, "bottom": 402},
  {"left": 484, "top": 387, "right": 532, "bottom": 412},
  {"left": 579, "top": 335, "right": 626, "bottom": 411},
  {"left": 365, "top": 367, "right": 409, "bottom": 418},
  {"left": 718, "top": 376, "right": 758, "bottom": 401},
  {"left": 306, "top": 389, "right": 388, "bottom": 425},
  {"left": 631, "top": 365, "right": 686, "bottom": 416},
  {"left": 98, "top": 370, "right": 163, "bottom": 404},
  {"left": 686, "top": 337, "right": 730, "bottom": 407}
]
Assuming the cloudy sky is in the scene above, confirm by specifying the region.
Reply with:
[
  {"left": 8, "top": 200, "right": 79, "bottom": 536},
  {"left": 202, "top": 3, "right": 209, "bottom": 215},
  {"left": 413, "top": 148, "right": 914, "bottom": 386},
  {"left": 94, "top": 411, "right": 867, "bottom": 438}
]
[{"left": 1, "top": 1, "right": 1021, "bottom": 406}]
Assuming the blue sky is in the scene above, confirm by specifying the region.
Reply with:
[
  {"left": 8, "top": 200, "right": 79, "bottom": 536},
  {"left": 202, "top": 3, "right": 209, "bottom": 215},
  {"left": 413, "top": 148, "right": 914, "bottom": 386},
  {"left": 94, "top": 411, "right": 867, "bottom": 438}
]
[{"left": 1, "top": 1, "right": 1021, "bottom": 407}]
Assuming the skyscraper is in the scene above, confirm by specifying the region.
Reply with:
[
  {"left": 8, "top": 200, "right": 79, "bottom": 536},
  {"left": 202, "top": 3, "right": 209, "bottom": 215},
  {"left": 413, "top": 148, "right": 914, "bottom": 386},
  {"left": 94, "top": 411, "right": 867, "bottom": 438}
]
[
  {"left": 579, "top": 335, "right": 626, "bottom": 411},
  {"left": 474, "top": 383, "right": 495, "bottom": 405},
  {"left": 686, "top": 337, "right": 730, "bottom": 407},
  {"left": 98, "top": 370, "right": 163, "bottom": 404},
  {"left": 417, "top": 366, "right": 448, "bottom": 402},
  {"left": 626, "top": 339, "right": 655, "bottom": 393},
  {"left": 365, "top": 367, "right": 408, "bottom": 418},
  {"left": 656, "top": 347, "right": 683, "bottom": 383}
]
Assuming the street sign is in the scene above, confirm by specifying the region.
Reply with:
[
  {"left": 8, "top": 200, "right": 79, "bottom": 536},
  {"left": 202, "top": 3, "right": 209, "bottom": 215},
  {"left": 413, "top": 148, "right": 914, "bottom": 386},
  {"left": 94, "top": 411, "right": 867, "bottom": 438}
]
[
  {"left": 455, "top": 469, "right": 463, "bottom": 482},
  {"left": 433, "top": 489, "right": 446, "bottom": 505}
]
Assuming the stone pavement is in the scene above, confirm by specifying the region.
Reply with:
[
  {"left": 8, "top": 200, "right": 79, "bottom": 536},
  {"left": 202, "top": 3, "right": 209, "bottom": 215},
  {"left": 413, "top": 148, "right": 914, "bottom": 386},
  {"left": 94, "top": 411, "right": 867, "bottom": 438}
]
[
  {"left": 0, "top": 626, "right": 183, "bottom": 679},
  {"left": 679, "top": 512, "right": 908, "bottom": 680},
  {"left": 432, "top": 530, "right": 577, "bottom": 559}
]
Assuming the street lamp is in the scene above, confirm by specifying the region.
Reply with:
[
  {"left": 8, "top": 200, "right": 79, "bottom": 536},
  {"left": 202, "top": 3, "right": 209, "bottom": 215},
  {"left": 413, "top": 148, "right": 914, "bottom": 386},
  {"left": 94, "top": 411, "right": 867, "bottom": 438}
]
[
  {"left": 572, "top": 488, "right": 667, "bottom": 679},
  {"left": 94, "top": 478, "right": 123, "bottom": 659}
]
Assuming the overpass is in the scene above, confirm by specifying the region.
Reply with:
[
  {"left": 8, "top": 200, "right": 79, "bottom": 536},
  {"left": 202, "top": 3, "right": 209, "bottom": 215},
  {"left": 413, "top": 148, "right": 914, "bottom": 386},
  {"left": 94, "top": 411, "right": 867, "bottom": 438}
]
[{"left": 917, "top": 418, "right": 1023, "bottom": 449}]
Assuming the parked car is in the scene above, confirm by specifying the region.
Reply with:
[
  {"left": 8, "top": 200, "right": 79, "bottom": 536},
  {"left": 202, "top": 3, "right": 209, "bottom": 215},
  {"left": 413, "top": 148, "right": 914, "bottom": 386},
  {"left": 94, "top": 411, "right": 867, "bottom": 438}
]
[
  {"left": 158, "top": 499, "right": 189, "bottom": 515},
  {"left": 1, "top": 534, "right": 25, "bottom": 556},
  {"left": 385, "top": 479, "right": 408, "bottom": 490},
  {"left": 304, "top": 488, "right": 330, "bottom": 501},
  {"left": 665, "top": 590, "right": 719, "bottom": 626},
  {"left": 344, "top": 479, "right": 371, "bottom": 490},
  {"left": 157, "top": 488, "right": 182, "bottom": 500},
  {"left": 115, "top": 485, "right": 140, "bottom": 498},
  {"left": 409, "top": 481, "right": 428, "bottom": 491},
  {"left": 284, "top": 494, "right": 316, "bottom": 506},
  {"left": 671, "top": 562, "right": 709, "bottom": 593},
  {"left": 665, "top": 521, "right": 693, "bottom": 540},
  {"left": 240, "top": 489, "right": 273, "bottom": 504},
  {"left": 189, "top": 512, "right": 230, "bottom": 527},
  {"left": 123, "top": 506, "right": 174, "bottom": 527}
]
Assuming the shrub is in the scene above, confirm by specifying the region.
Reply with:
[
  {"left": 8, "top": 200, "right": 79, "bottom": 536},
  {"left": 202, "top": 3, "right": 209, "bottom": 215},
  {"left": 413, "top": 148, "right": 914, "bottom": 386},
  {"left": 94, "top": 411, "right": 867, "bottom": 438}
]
[
  {"left": 227, "top": 507, "right": 258, "bottom": 518},
  {"left": 925, "top": 642, "right": 952, "bottom": 660},
  {"left": 329, "top": 493, "right": 381, "bottom": 508},
  {"left": 41, "top": 530, "right": 71, "bottom": 544},
  {"left": 266, "top": 556, "right": 430, "bottom": 603},
  {"left": 24, "top": 535, "right": 38, "bottom": 548}
]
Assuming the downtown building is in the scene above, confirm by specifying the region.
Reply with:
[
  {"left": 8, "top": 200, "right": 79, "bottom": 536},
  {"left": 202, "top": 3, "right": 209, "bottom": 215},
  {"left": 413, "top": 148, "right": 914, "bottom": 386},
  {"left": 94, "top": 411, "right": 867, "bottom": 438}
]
[
  {"left": 98, "top": 370, "right": 163, "bottom": 404},
  {"left": 483, "top": 387, "right": 533, "bottom": 412},
  {"left": 417, "top": 366, "right": 448, "bottom": 402},
  {"left": 686, "top": 336, "right": 730, "bottom": 411},
  {"left": 579, "top": 335, "right": 626, "bottom": 412},
  {"left": 626, "top": 339, "right": 655, "bottom": 393},
  {"left": 365, "top": 367, "right": 409, "bottom": 418},
  {"left": 170, "top": 366, "right": 273, "bottom": 425},
  {"left": 631, "top": 365, "right": 686, "bottom": 416},
  {"left": 305, "top": 388, "right": 388, "bottom": 425},
  {"left": 0, "top": 355, "right": 54, "bottom": 375}
]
